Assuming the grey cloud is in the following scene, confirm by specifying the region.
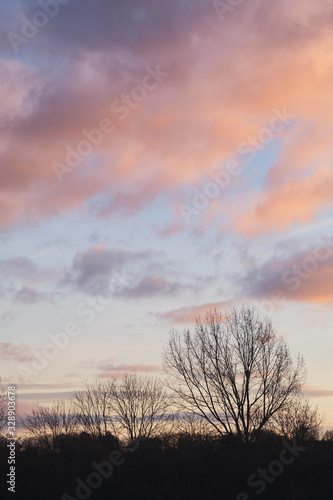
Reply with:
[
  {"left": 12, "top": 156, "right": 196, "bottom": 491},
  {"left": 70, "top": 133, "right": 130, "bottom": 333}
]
[
  {"left": 0, "top": 256, "right": 57, "bottom": 306},
  {"left": 61, "top": 246, "right": 156, "bottom": 296},
  {"left": 61, "top": 247, "right": 126, "bottom": 295},
  {"left": 14, "top": 286, "right": 51, "bottom": 305},
  {"left": 17, "top": 391, "right": 74, "bottom": 402},
  {"left": 237, "top": 239, "right": 333, "bottom": 304},
  {"left": 13, "top": 0, "right": 207, "bottom": 55},
  {"left": 16, "top": 383, "right": 74, "bottom": 390},
  {"left": 118, "top": 275, "right": 183, "bottom": 299},
  {"left": 97, "top": 361, "right": 160, "bottom": 374},
  {"left": 0, "top": 256, "right": 37, "bottom": 280},
  {"left": 61, "top": 245, "right": 198, "bottom": 300}
]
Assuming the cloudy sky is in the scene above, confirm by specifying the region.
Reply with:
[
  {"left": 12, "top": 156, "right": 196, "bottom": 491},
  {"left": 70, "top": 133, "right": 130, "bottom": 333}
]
[{"left": 1, "top": 0, "right": 333, "bottom": 426}]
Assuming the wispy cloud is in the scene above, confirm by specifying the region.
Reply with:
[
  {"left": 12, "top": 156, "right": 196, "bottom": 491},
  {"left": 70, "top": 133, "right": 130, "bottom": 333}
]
[
  {"left": 238, "top": 238, "right": 333, "bottom": 305},
  {"left": 2, "top": 0, "right": 333, "bottom": 235},
  {"left": 0, "top": 342, "right": 37, "bottom": 362},
  {"left": 0, "top": 309, "right": 19, "bottom": 326},
  {"left": 303, "top": 386, "right": 333, "bottom": 398},
  {"left": 33, "top": 245, "right": 65, "bottom": 259},
  {"left": 78, "top": 357, "right": 161, "bottom": 378},
  {"left": 159, "top": 299, "right": 238, "bottom": 324}
]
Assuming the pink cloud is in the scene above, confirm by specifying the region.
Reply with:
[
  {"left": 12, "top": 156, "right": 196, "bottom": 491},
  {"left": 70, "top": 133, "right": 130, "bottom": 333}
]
[
  {"left": 0, "top": 342, "right": 37, "bottom": 362},
  {"left": 239, "top": 240, "right": 333, "bottom": 305},
  {"left": 14, "top": 286, "right": 51, "bottom": 305},
  {"left": 0, "top": 309, "right": 19, "bottom": 325},
  {"left": 96, "top": 364, "right": 162, "bottom": 379},
  {"left": 1, "top": 0, "right": 333, "bottom": 236},
  {"left": 161, "top": 299, "right": 238, "bottom": 324},
  {"left": 235, "top": 168, "right": 333, "bottom": 236},
  {"left": 95, "top": 360, "right": 161, "bottom": 377},
  {"left": 97, "top": 362, "right": 161, "bottom": 373},
  {"left": 16, "top": 401, "right": 36, "bottom": 418},
  {"left": 78, "top": 358, "right": 161, "bottom": 376}
]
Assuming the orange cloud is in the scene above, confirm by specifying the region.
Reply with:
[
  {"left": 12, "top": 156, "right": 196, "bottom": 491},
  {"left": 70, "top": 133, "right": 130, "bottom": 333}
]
[
  {"left": 235, "top": 168, "right": 333, "bottom": 236},
  {"left": 240, "top": 240, "right": 333, "bottom": 305},
  {"left": 161, "top": 299, "right": 238, "bottom": 324},
  {"left": 2, "top": 0, "right": 333, "bottom": 234}
]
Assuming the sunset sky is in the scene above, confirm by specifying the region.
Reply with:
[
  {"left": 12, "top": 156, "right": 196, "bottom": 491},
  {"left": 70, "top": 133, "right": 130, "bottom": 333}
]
[{"left": 1, "top": 0, "right": 333, "bottom": 426}]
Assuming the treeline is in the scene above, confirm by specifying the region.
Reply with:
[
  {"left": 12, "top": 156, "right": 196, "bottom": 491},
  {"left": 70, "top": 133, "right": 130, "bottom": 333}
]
[
  {"left": 1, "top": 306, "right": 333, "bottom": 499},
  {"left": 1, "top": 427, "right": 333, "bottom": 500}
]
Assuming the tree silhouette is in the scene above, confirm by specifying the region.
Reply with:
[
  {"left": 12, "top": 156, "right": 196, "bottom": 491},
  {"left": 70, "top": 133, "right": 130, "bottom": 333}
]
[
  {"left": 163, "top": 306, "right": 306, "bottom": 441},
  {"left": 71, "top": 374, "right": 172, "bottom": 444},
  {"left": 109, "top": 372, "right": 172, "bottom": 443},
  {"left": 72, "top": 379, "right": 113, "bottom": 438},
  {"left": 274, "top": 395, "right": 325, "bottom": 440},
  {"left": 22, "top": 401, "right": 77, "bottom": 448}
]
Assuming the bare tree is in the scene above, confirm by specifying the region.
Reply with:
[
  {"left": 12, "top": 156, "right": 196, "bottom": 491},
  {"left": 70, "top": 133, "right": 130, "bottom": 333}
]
[
  {"left": 52, "top": 400, "right": 78, "bottom": 436},
  {"left": 22, "top": 405, "right": 51, "bottom": 448},
  {"left": 274, "top": 396, "right": 325, "bottom": 440},
  {"left": 163, "top": 306, "right": 306, "bottom": 441},
  {"left": 22, "top": 400, "right": 77, "bottom": 447},
  {"left": 72, "top": 379, "right": 115, "bottom": 437},
  {"left": 322, "top": 429, "right": 333, "bottom": 441},
  {"left": 109, "top": 373, "right": 172, "bottom": 443},
  {"left": 174, "top": 412, "right": 213, "bottom": 437}
]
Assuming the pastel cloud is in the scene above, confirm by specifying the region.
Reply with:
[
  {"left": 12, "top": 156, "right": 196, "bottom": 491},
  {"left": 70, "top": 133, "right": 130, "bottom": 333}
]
[
  {"left": 96, "top": 362, "right": 161, "bottom": 378},
  {"left": 2, "top": 0, "right": 333, "bottom": 234},
  {"left": 238, "top": 238, "right": 333, "bottom": 305},
  {"left": 0, "top": 256, "right": 60, "bottom": 305},
  {"left": 14, "top": 286, "right": 51, "bottom": 305},
  {"left": 0, "top": 309, "right": 18, "bottom": 325},
  {"left": 235, "top": 167, "right": 333, "bottom": 236},
  {"left": 160, "top": 299, "right": 237, "bottom": 324},
  {"left": 17, "top": 383, "right": 75, "bottom": 390},
  {"left": 78, "top": 357, "right": 161, "bottom": 378},
  {"left": 0, "top": 256, "right": 37, "bottom": 279},
  {"left": 61, "top": 246, "right": 132, "bottom": 296},
  {"left": 119, "top": 276, "right": 184, "bottom": 299},
  {"left": 303, "top": 386, "right": 333, "bottom": 398},
  {"left": 0, "top": 58, "right": 42, "bottom": 124},
  {"left": 17, "top": 391, "right": 73, "bottom": 402},
  {"left": 61, "top": 245, "right": 191, "bottom": 299},
  {"left": 0, "top": 342, "right": 37, "bottom": 362}
]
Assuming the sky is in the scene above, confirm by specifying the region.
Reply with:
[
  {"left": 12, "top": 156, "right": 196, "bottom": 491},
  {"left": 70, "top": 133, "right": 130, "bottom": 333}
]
[{"left": 1, "top": 0, "right": 333, "bottom": 427}]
